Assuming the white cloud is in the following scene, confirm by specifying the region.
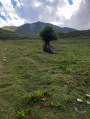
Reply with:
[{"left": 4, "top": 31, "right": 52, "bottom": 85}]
[
  {"left": 14, "top": 0, "right": 21, "bottom": 7},
  {"left": 0, "top": 0, "right": 25, "bottom": 26},
  {"left": 31, "top": 0, "right": 42, "bottom": 8},
  {"left": 0, "top": 0, "right": 90, "bottom": 30},
  {"left": 65, "top": 0, "right": 90, "bottom": 30},
  {"left": 0, "top": 18, "right": 8, "bottom": 27},
  {"left": 59, "top": 0, "right": 82, "bottom": 19}
]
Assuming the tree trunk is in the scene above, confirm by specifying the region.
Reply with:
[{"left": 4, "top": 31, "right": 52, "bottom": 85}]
[{"left": 45, "top": 41, "right": 50, "bottom": 45}]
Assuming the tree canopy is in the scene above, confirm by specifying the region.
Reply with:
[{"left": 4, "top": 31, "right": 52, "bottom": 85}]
[{"left": 40, "top": 26, "right": 58, "bottom": 44}]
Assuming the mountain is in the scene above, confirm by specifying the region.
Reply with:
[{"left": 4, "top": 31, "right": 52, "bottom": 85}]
[
  {"left": 2, "top": 26, "right": 17, "bottom": 32},
  {"left": 0, "top": 28, "right": 28, "bottom": 40},
  {"left": 15, "top": 21, "right": 77, "bottom": 38}
]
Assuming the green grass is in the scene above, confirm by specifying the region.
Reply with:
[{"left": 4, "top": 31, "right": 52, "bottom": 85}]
[
  {"left": 59, "top": 30, "right": 90, "bottom": 39},
  {"left": 0, "top": 28, "right": 28, "bottom": 40},
  {"left": 2, "top": 26, "right": 17, "bottom": 32},
  {"left": 0, "top": 36, "right": 90, "bottom": 119}
]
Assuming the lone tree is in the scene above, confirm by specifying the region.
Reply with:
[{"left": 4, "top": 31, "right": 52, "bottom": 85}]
[{"left": 40, "top": 26, "right": 58, "bottom": 54}]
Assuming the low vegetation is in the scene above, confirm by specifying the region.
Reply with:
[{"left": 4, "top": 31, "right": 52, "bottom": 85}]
[
  {"left": 0, "top": 28, "right": 28, "bottom": 40},
  {"left": 2, "top": 26, "right": 17, "bottom": 32},
  {"left": 58, "top": 30, "right": 90, "bottom": 39},
  {"left": 0, "top": 32, "right": 90, "bottom": 119}
]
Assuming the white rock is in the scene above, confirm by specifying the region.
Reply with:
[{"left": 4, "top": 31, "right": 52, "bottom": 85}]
[
  {"left": 41, "top": 98, "right": 47, "bottom": 101},
  {"left": 87, "top": 101, "right": 90, "bottom": 104},
  {"left": 86, "top": 94, "right": 90, "bottom": 97},
  {"left": 77, "top": 98, "right": 83, "bottom": 102},
  {"left": 4, "top": 48, "right": 7, "bottom": 50}
]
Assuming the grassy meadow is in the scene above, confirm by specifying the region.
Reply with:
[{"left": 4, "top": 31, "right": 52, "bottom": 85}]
[{"left": 0, "top": 36, "right": 90, "bottom": 119}]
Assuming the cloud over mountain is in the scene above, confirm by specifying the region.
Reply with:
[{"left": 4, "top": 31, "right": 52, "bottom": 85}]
[
  {"left": 0, "top": 0, "right": 90, "bottom": 30},
  {"left": 66, "top": 0, "right": 90, "bottom": 30}
]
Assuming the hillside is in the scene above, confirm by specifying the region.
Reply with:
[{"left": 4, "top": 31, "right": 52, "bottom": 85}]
[
  {"left": 0, "top": 31, "right": 90, "bottom": 119},
  {"left": 58, "top": 30, "right": 90, "bottom": 39},
  {"left": 0, "top": 28, "right": 28, "bottom": 40},
  {"left": 2, "top": 26, "right": 17, "bottom": 32},
  {"left": 15, "top": 21, "right": 76, "bottom": 38}
]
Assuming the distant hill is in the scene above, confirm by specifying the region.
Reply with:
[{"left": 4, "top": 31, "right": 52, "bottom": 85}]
[
  {"left": 2, "top": 26, "right": 17, "bottom": 32},
  {"left": 0, "top": 28, "right": 28, "bottom": 40},
  {"left": 1, "top": 22, "right": 90, "bottom": 40},
  {"left": 15, "top": 21, "right": 76, "bottom": 38},
  {"left": 58, "top": 30, "right": 90, "bottom": 39}
]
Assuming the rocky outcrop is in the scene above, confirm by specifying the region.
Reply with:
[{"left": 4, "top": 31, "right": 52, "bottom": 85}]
[{"left": 43, "top": 44, "right": 55, "bottom": 54}]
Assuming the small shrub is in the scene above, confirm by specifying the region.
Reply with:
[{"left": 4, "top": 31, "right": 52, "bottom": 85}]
[
  {"left": 66, "top": 67, "right": 73, "bottom": 73},
  {"left": 17, "top": 111, "right": 25, "bottom": 119},
  {"left": 22, "top": 90, "right": 50, "bottom": 105}
]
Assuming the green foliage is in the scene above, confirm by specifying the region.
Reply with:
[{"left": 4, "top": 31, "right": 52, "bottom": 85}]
[
  {"left": 40, "top": 26, "right": 58, "bottom": 44},
  {"left": 23, "top": 91, "right": 42, "bottom": 104},
  {"left": 17, "top": 111, "right": 25, "bottom": 119},
  {"left": 22, "top": 90, "right": 49, "bottom": 104},
  {"left": 66, "top": 67, "right": 73, "bottom": 73}
]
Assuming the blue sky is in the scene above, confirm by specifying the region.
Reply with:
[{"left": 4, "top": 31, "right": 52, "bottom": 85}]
[
  {"left": 68, "top": 0, "right": 73, "bottom": 5},
  {"left": 11, "top": 0, "right": 17, "bottom": 8},
  {"left": 0, "top": 2, "right": 2, "bottom": 6},
  {"left": 0, "top": 15, "right": 7, "bottom": 22},
  {"left": 0, "top": 0, "right": 90, "bottom": 30}
]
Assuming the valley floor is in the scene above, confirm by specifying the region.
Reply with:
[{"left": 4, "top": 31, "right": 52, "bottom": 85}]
[{"left": 0, "top": 38, "right": 90, "bottom": 119}]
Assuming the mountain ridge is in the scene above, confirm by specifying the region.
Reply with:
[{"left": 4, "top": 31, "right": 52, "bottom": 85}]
[
  {"left": 1, "top": 21, "right": 77, "bottom": 38},
  {"left": 15, "top": 21, "right": 77, "bottom": 38}
]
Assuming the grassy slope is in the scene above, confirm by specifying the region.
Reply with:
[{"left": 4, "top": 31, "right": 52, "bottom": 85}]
[
  {"left": 0, "top": 35, "right": 90, "bottom": 119},
  {"left": 59, "top": 30, "right": 90, "bottom": 39},
  {"left": 0, "top": 28, "right": 28, "bottom": 40},
  {"left": 2, "top": 26, "right": 17, "bottom": 32}
]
